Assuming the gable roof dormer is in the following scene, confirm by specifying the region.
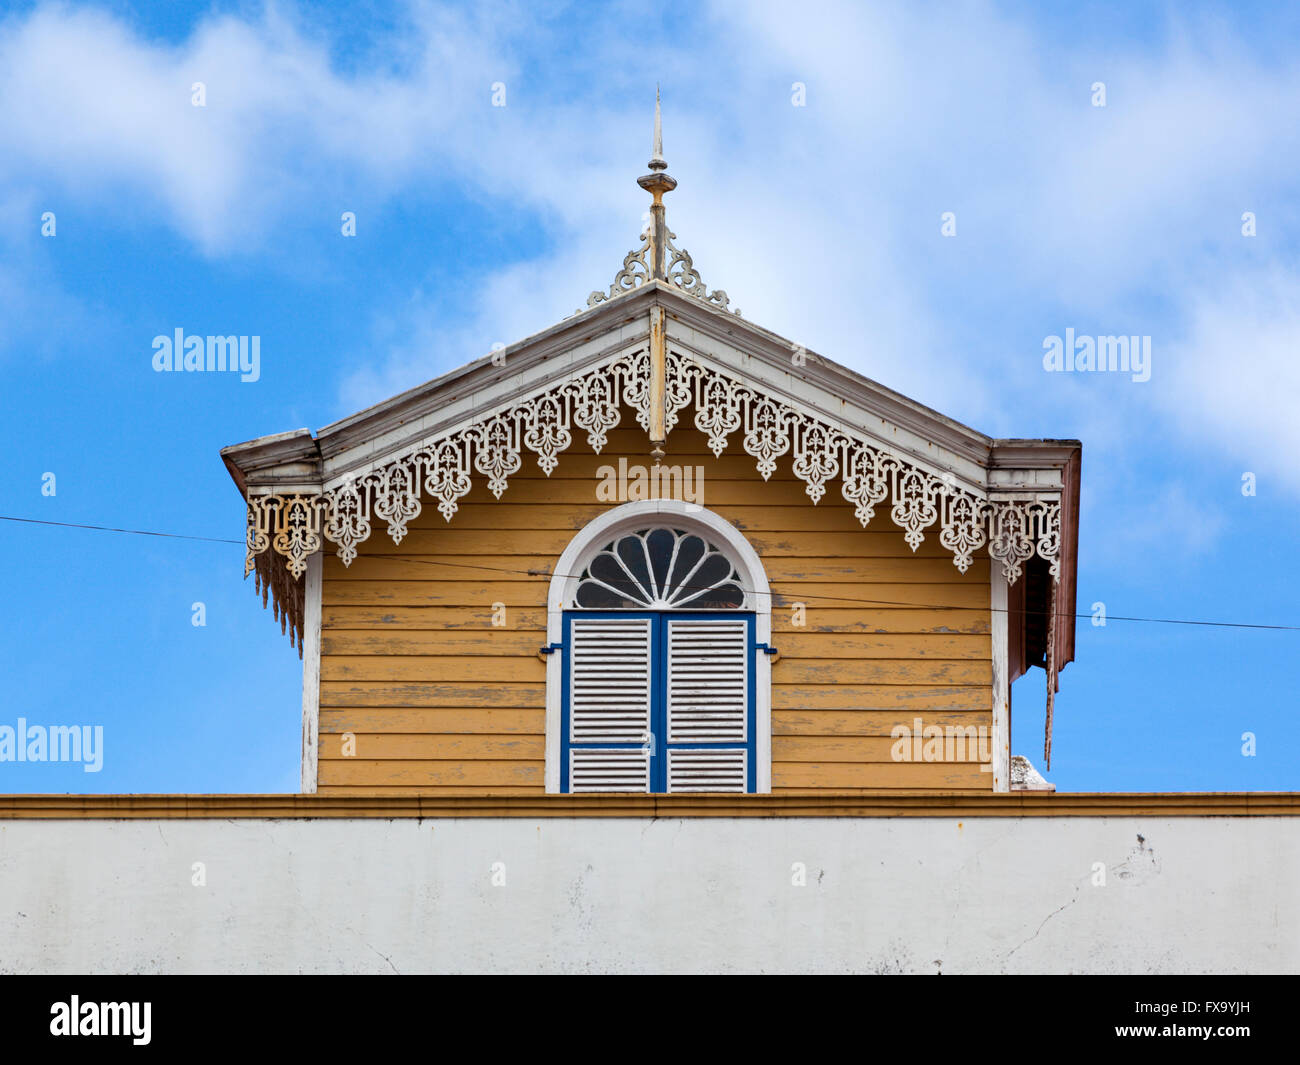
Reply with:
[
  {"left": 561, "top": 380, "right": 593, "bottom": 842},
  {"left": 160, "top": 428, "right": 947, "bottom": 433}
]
[{"left": 222, "top": 99, "right": 1081, "bottom": 766}]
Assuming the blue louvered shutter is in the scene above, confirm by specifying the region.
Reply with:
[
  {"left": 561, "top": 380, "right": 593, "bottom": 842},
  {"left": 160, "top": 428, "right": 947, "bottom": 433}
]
[
  {"left": 566, "top": 616, "right": 652, "bottom": 792},
  {"left": 664, "top": 617, "right": 750, "bottom": 792}
]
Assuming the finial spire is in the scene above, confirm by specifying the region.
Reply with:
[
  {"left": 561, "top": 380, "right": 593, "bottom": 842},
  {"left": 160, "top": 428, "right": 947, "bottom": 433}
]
[
  {"left": 589, "top": 92, "right": 735, "bottom": 316},
  {"left": 649, "top": 84, "right": 666, "bottom": 170},
  {"left": 637, "top": 90, "right": 677, "bottom": 281}
]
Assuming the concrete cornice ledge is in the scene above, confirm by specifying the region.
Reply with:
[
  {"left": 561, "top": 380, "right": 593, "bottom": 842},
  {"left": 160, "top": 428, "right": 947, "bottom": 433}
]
[{"left": 1, "top": 792, "right": 1298, "bottom": 819}]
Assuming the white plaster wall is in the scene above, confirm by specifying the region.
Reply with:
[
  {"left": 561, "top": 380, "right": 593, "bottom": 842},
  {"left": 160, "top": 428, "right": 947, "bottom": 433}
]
[{"left": 0, "top": 817, "right": 1295, "bottom": 974}]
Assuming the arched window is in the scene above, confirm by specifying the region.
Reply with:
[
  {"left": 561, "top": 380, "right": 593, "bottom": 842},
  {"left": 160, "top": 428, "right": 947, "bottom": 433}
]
[
  {"left": 573, "top": 527, "right": 746, "bottom": 610},
  {"left": 545, "top": 501, "right": 772, "bottom": 795}
]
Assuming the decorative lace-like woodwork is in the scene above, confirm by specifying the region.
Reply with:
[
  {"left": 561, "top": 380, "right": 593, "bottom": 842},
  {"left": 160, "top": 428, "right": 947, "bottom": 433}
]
[{"left": 244, "top": 348, "right": 1061, "bottom": 601}]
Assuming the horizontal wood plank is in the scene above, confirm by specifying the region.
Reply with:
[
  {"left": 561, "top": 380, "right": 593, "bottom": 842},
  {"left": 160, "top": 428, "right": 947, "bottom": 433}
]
[
  {"left": 324, "top": 579, "right": 988, "bottom": 611},
  {"left": 321, "top": 605, "right": 988, "bottom": 634},
  {"left": 774, "top": 659, "right": 990, "bottom": 685},
  {"left": 318, "top": 734, "right": 544, "bottom": 760},
  {"left": 325, "top": 581, "right": 548, "bottom": 606},
  {"left": 318, "top": 760, "right": 543, "bottom": 786},
  {"left": 357, "top": 527, "right": 963, "bottom": 559},
  {"left": 321, "top": 629, "right": 988, "bottom": 658},
  {"left": 323, "top": 631, "right": 546, "bottom": 656},
  {"left": 323, "top": 607, "right": 548, "bottom": 630},
  {"left": 321, "top": 656, "right": 546, "bottom": 683},
  {"left": 408, "top": 502, "right": 941, "bottom": 534},
  {"left": 773, "top": 710, "right": 992, "bottom": 736},
  {"left": 773, "top": 735, "right": 992, "bottom": 763},
  {"left": 325, "top": 554, "right": 984, "bottom": 584},
  {"left": 320, "top": 708, "right": 544, "bottom": 733},
  {"left": 320, "top": 683, "right": 544, "bottom": 708},
  {"left": 772, "top": 761, "right": 992, "bottom": 788},
  {"left": 321, "top": 655, "right": 987, "bottom": 686},
  {"left": 772, "top": 685, "right": 990, "bottom": 710}
]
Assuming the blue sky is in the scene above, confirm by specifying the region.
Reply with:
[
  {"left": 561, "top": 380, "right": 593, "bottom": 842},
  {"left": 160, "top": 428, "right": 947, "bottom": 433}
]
[{"left": 0, "top": 0, "right": 1296, "bottom": 793}]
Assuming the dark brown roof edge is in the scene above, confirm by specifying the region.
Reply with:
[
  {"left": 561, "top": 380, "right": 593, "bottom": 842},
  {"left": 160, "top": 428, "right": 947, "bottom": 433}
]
[
  {"left": 1057, "top": 444, "right": 1082, "bottom": 676},
  {"left": 1, "top": 792, "right": 1296, "bottom": 819}
]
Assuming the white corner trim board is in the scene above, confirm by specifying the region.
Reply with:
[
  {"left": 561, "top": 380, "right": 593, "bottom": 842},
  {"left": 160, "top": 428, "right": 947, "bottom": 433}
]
[
  {"left": 299, "top": 552, "right": 322, "bottom": 794},
  {"left": 990, "top": 570, "right": 1010, "bottom": 794}
]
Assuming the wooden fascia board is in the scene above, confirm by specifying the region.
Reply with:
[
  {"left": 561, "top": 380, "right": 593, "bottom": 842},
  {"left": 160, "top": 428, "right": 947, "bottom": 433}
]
[
  {"left": 657, "top": 285, "right": 995, "bottom": 469},
  {"left": 219, "top": 429, "right": 320, "bottom": 498},
  {"left": 989, "top": 440, "right": 1081, "bottom": 469},
  {"left": 666, "top": 321, "right": 991, "bottom": 490},
  {"left": 316, "top": 290, "right": 657, "bottom": 454},
  {"left": 219, "top": 286, "right": 1083, "bottom": 516},
  {"left": 310, "top": 281, "right": 1015, "bottom": 491},
  {"left": 315, "top": 291, "right": 658, "bottom": 484},
  {"left": 1056, "top": 446, "right": 1082, "bottom": 672},
  {"left": 314, "top": 296, "right": 654, "bottom": 446}
]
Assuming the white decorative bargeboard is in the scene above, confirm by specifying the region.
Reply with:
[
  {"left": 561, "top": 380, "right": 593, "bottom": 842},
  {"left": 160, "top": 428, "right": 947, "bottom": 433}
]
[{"left": 243, "top": 345, "right": 1062, "bottom": 589}]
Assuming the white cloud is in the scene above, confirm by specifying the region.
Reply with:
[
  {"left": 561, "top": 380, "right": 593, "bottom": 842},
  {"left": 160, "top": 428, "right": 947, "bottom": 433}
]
[
  {"left": 1160, "top": 268, "right": 1300, "bottom": 493},
  {"left": 1, "top": 0, "right": 1298, "bottom": 504}
]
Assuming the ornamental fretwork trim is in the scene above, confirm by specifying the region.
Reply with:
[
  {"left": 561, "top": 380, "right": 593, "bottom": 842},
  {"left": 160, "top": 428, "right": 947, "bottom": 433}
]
[
  {"left": 244, "top": 348, "right": 1062, "bottom": 622},
  {"left": 588, "top": 229, "right": 736, "bottom": 314}
]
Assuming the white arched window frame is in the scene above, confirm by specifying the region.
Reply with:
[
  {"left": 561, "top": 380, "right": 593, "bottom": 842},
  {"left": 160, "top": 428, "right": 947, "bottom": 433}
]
[{"left": 544, "top": 499, "right": 773, "bottom": 794}]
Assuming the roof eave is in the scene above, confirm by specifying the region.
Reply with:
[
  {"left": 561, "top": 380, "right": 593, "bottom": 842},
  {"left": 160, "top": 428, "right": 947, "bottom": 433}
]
[{"left": 219, "top": 428, "right": 320, "bottom": 498}]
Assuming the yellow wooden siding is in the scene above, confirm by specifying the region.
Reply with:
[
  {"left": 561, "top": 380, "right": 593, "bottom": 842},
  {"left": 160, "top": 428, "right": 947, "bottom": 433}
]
[{"left": 317, "top": 419, "right": 992, "bottom": 794}]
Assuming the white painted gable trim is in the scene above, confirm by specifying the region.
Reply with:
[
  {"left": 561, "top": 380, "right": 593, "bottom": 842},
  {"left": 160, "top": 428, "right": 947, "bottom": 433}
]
[
  {"left": 239, "top": 317, "right": 1063, "bottom": 587},
  {"left": 299, "top": 552, "right": 322, "bottom": 794}
]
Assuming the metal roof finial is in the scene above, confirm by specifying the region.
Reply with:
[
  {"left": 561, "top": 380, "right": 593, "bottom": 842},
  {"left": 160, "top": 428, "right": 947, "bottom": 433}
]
[
  {"left": 587, "top": 92, "right": 736, "bottom": 314},
  {"left": 637, "top": 88, "right": 676, "bottom": 280},
  {"left": 649, "top": 84, "right": 667, "bottom": 171}
]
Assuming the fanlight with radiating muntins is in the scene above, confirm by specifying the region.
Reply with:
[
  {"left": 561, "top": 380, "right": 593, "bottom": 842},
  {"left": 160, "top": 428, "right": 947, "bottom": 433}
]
[{"left": 573, "top": 527, "right": 746, "bottom": 610}]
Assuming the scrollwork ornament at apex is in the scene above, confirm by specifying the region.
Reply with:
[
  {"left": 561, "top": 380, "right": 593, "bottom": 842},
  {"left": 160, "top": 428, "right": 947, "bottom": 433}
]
[
  {"left": 665, "top": 231, "right": 731, "bottom": 312},
  {"left": 588, "top": 234, "right": 651, "bottom": 307}
]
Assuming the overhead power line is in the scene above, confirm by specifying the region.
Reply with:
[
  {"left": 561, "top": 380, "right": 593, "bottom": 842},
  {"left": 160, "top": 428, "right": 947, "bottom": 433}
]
[
  {"left": 3, "top": 513, "right": 1297, "bottom": 632},
  {"left": 0, "top": 514, "right": 242, "bottom": 545}
]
